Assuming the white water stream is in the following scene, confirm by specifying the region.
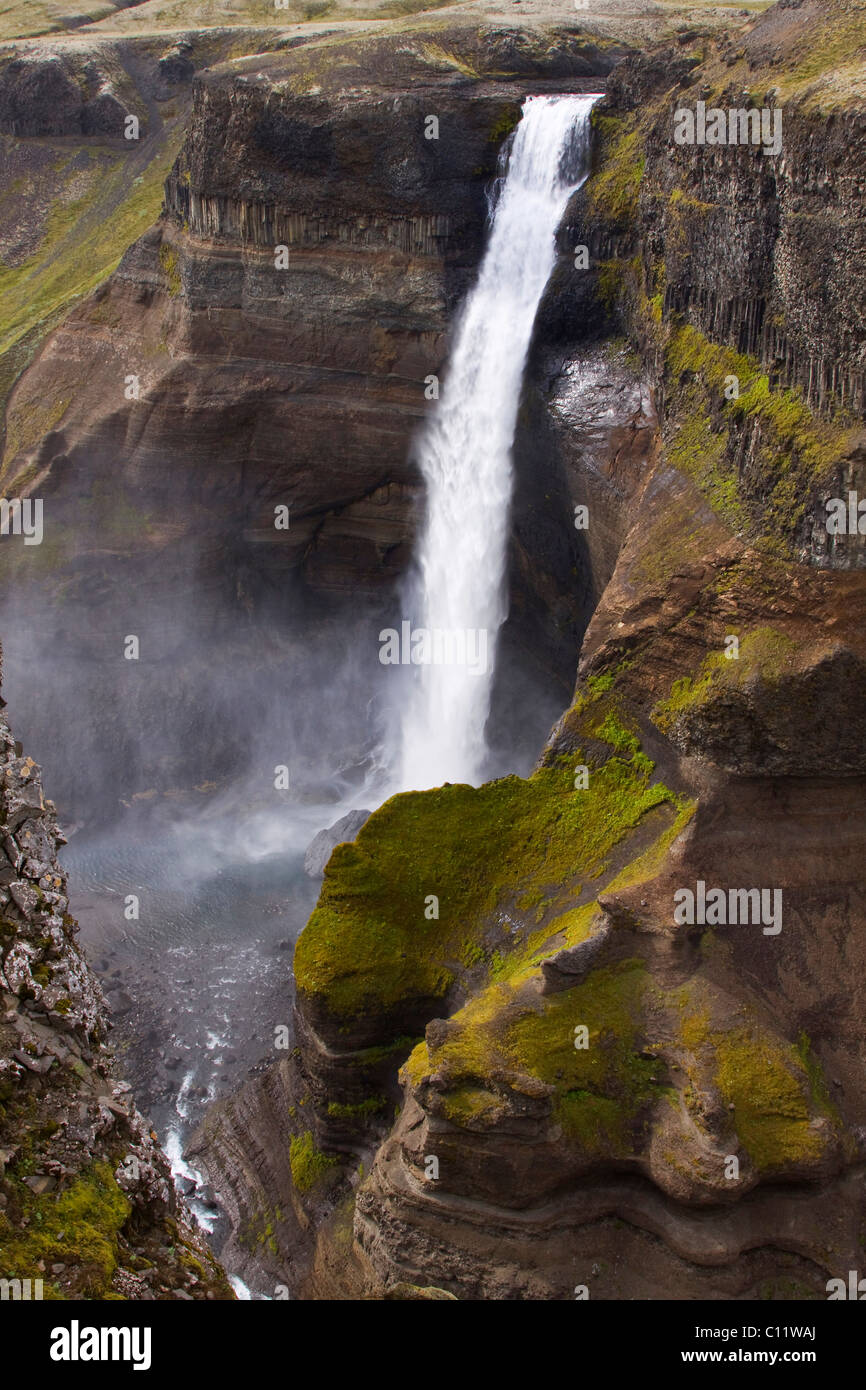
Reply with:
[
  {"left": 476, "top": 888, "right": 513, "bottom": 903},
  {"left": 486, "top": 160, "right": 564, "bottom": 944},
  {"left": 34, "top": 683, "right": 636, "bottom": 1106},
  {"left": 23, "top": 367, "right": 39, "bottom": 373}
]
[{"left": 397, "top": 93, "right": 600, "bottom": 791}]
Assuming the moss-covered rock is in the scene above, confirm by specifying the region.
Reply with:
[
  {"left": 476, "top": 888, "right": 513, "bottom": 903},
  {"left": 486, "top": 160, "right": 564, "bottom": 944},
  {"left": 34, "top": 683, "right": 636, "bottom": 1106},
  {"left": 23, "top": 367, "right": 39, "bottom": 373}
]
[
  {"left": 289, "top": 1130, "right": 340, "bottom": 1194},
  {"left": 0, "top": 1162, "right": 129, "bottom": 1298},
  {"left": 295, "top": 709, "right": 681, "bottom": 1038}
]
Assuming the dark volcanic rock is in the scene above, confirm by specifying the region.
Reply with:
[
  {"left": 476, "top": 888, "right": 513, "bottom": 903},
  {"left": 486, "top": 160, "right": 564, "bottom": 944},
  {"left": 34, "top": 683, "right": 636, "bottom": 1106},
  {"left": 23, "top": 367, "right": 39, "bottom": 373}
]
[{"left": 0, "top": 654, "right": 232, "bottom": 1300}]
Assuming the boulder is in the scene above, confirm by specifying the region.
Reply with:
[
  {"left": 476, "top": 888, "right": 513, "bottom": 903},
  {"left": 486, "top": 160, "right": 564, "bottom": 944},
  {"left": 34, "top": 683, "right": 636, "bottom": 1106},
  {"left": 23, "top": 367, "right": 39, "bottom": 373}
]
[{"left": 304, "top": 809, "right": 371, "bottom": 878}]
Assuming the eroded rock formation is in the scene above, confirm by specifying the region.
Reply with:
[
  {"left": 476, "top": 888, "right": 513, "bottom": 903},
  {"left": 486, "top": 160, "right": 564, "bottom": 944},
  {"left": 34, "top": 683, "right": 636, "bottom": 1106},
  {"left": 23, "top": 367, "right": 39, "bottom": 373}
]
[
  {"left": 0, "top": 659, "right": 232, "bottom": 1299},
  {"left": 192, "top": 3, "right": 866, "bottom": 1300},
  {"left": 2, "top": 0, "right": 866, "bottom": 1304}
]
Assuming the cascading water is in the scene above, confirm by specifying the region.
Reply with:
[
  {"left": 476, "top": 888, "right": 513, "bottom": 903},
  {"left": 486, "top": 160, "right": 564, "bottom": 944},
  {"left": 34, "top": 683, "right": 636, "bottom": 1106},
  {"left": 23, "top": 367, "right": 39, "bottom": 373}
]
[{"left": 396, "top": 93, "right": 600, "bottom": 792}]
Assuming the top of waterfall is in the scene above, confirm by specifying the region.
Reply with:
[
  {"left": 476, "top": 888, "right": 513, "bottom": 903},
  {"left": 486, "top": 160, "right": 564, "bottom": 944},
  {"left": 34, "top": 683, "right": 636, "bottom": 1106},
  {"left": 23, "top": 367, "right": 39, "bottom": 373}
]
[{"left": 502, "top": 92, "right": 603, "bottom": 196}]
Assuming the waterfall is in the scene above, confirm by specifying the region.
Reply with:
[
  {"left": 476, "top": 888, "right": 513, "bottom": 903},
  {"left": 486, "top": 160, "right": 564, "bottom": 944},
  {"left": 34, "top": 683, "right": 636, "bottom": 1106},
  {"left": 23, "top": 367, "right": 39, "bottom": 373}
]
[{"left": 396, "top": 93, "right": 600, "bottom": 792}]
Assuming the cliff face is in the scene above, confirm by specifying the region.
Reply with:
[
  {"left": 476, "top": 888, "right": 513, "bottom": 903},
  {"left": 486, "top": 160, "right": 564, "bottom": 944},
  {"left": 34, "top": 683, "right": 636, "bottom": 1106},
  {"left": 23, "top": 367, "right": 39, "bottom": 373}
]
[
  {"left": 0, "top": 662, "right": 232, "bottom": 1299},
  {"left": 0, "top": 25, "right": 626, "bottom": 820},
  {"left": 193, "top": 4, "right": 866, "bottom": 1300},
  {"left": 4, "top": 0, "right": 866, "bottom": 1303},
  {"left": 3, "top": 27, "right": 623, "bottom": 598},
  {"left": 581, "top": 6, "right": 866, "bottom": 568}
]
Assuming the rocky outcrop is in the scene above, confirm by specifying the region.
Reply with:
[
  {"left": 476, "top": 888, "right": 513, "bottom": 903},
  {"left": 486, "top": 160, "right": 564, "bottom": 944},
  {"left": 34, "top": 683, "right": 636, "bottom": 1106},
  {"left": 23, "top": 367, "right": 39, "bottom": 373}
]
[
  {"left": 567, "top": 1, "right": 866, "bottom": 563},
  {"left": 304, "top": 808, "right": 371, "bottom": 878},
  {"left": 0, "top": 50, "right": 138, "bottom": 137},
  {"left": 0, "top": 663, "right": 232, "bottom": 1299}
]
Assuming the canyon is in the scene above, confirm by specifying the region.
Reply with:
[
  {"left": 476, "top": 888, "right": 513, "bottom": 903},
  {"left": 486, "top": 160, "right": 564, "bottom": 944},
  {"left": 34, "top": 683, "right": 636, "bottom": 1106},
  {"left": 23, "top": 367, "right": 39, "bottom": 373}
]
[{"left": 0, "top": 0, "right": 865, "bottom": 1305}]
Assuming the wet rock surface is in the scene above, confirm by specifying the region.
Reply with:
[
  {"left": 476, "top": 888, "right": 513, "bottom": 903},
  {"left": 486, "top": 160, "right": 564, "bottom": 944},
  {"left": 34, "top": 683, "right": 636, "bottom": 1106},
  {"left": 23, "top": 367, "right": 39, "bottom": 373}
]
[{"left": 304, "top": 808, "right": 371, "bottom": 878}]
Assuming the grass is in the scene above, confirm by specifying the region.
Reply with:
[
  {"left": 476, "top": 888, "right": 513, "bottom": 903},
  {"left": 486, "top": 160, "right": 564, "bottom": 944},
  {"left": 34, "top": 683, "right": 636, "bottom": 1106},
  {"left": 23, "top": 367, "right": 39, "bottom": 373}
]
[
  {"left": 0, "top": 141, "right": 179, "bottom": 361},
  {"left": 0, "top": 118, "right": 186, "bottom": 447},
  {"left": 0, "top": 0, "right": 117, "bottom": 41}
]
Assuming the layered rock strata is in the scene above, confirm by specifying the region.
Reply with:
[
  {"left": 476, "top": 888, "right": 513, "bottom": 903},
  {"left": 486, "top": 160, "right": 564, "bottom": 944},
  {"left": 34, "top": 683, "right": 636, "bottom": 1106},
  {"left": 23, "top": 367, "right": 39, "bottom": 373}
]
[{"left": 196, "top": 4, "right": 866, "bottom": 1300}]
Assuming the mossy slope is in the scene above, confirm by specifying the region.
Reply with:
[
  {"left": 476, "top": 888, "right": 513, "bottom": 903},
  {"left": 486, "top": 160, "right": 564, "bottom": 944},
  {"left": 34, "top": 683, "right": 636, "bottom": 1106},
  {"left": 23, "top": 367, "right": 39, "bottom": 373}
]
[{"left": 294, "top": 707, "right": 681, "bottom": 1026}]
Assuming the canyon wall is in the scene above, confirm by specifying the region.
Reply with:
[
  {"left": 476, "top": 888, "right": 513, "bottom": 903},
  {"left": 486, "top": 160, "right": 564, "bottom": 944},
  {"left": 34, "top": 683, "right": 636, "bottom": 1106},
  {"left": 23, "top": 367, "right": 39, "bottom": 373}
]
[
  {"left": 0, "top": 25, "right": 626, "bottom": 820},
  {"left": 196, "top": 2, "right": 866, "bottom": 1300},
  {"left": 3, "top": 1, "right": 866, "bottom": 1302}
]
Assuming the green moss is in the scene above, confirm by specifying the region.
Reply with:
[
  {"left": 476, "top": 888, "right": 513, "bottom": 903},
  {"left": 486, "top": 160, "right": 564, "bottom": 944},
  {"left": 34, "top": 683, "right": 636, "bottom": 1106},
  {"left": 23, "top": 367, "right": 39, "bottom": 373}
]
[
  {"left": 239, "top": 1206, "right": 281, "bottom": 1253},
  {"left": 0, "top": 1162, "right": 130, "bottom": 1298},
  {"left": 603, "top": 800, "right": 696, "bottom": 897},
  {"left": 0, "top": 128, "right": 184, "bottom": 426},
  {"left": 595, "top": 711, "right": 638, "bottom": 757},
  {"left": 488, "top": 104, "right": 521, "bottom": 144},
  {"left": 587, "top": 114, "right": 645, "bottom": 226},
  {"left": 417, "top": 961, "right": 661, "bottom": 1158},
  {"left": 460, "top": 940, "right": 483, "bottom": 967},
  {"left": 295, "top": 732, "right": 679, "bottom": 1020},
  {"left": 557, "top": 1091, "right": 633, "bottom": 1152},
  {"left": 668, "top": 188, "right": 714, "bottom": 216},
  {"left": 505, "top": 962, "right": 658, "bottom": 1154},
  {"left": 2, "top": 392, "right": 71, "bottom": 472},
  {"left": 597, "top": 260, "right": 624, "bottom": 313},
  {"left": 665, "top": 410, "right": 744, "bottom": 531},
  {"left": 326, "top": 1095, "right": 388, "bottom": 1122},
  {"left": 403, "top": 981, "right": 509, "bottom": 1091},
  {"left": 713, "top": 1027, "right": 825, "bottom": 1173},
  {"left": 158, "top": 243, "right": 182, "bottom": 297},
  {"left": 421, "top": 43, "right": 483, "bottom": 79},
  {"left": 347, "top": 1035, "right": 420, "bottom": 1068},
  {"left": 664, "top": 324, "right": 856, "bottom": 541},
  {"left": 652, "top": 626, "right": 798, "bottom": 733},
  {"left": 679, "top": 1006, "right": 711, "bottom": 1052},
  {"left": 288, "top": 1131, "right": 339, "bottom": 1194},
  {"left": 586, "top": 671, "right": 616, "bottom": 697},
  {"left": 631, "top": 491, "right": 719, "bottom": 588},
  {"left": 796, "top": 1033, "right": 842, "bottom": 1125},
  {"left": 441, "top": 1084, "right": 502, "bottom": 1125}
]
